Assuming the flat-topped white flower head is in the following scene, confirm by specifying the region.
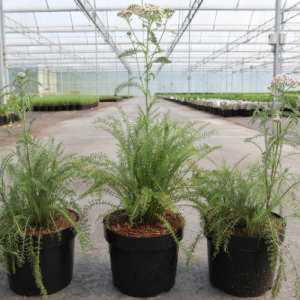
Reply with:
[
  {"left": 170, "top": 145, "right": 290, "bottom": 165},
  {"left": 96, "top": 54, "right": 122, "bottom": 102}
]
[
  {"left": 16, "top": 72, "right": 26, "bottom": 80},
  {"left": 118, "top": 4, "right": 174, "bottom": 23}
]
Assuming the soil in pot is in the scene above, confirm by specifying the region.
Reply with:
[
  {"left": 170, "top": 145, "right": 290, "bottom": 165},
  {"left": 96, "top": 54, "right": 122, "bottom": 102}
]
[
  {"left": 104, "top": 210, "right": 184, "bottom": 298},
  {"left": 8, "top": 210, "right": 79, "bottom": 297},
  {"left": 207, "top": 214, "right": 285, "bottom": 297}
]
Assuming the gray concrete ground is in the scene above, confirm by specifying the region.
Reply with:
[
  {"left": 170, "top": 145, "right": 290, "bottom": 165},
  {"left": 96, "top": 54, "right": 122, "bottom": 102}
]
[{"left": 0, "top": 97, "right": 299, "bottom": 299}]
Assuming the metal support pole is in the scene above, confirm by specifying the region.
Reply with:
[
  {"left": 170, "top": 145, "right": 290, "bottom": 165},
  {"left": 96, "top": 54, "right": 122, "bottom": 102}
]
[
  {"left": 0, "top": 0, "right": 8, "bottom": 103},
  {"left": 60, "top": 71, "right": 63, "bottom": 94},
  {"left": 273, "top": 0, "right": 282, "bottom": 78},
  {"left": 93, "top": 0, "right": 99, "bottom": 96},
  {"left": 127, "top": 70, "right": 130, "bottom": 96},
  {"left": 241, "top": 59, "right": 244, "bottom": 92},
  {"left": 187, "top": 0, "right": 192, "bottom": 92}
]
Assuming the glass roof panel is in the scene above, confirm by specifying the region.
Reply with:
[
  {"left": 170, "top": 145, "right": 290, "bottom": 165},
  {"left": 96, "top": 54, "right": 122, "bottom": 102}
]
[
  {"left": 2, "top": 0, "right": 300, "bottom": 73},
  {"left": 4, "top": 0, "right": 48, "bottom": 10}
]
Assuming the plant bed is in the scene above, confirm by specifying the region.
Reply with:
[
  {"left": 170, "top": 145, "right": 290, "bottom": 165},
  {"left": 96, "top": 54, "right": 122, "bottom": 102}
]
[
  {"left": 157, "top": 92, "right": 300, "bottom": 106},
  {"left": 8, "top": 210, "right": 79, "bottom": 296},
  {"left": 99, "top": 95, "right": 133, "bottom": 102},
  {"left": 0, "top": 113, "right": 19, "bottom": 126},
  {"left": 104, "top": 210, "right": 183, "bottom": 297},
  {"left": 32, "top": 102, "right": 98, "bottom": 111},
  {"left": 162, "top": 96, "right": 266, "bottom": 117},
  {"left": 207, "top": 213, "right": 285, "bottom": 297},
  {"left": 31, "top": 95, "right": 99, "bottom": 111}
]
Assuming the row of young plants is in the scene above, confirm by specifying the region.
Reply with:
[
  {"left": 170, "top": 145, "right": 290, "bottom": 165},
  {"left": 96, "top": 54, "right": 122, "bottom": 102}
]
[
  {"left": 0, "top": 4, "right": 300, "bottom": 299},
  {"left": 0, "top": 93, "right": 131, "bottom": 125},
  {"left": 158, "top": 92, "right": 300, "bottom": 103},
  {"left": 31, "top": 94, "right": 131, "bottom": 111},
  {"left": 158, "top": 89, "right": 300, "bottom": 117},
  {"left": 0, "top": 100, "right": 20, "bottom": 125},
  {"left": 31, "top": 94, "right": 99, "bottom": 111},
  {"left": 99, "top": 95, "right": 132, "bottom": 102},
  {"left": 161, "top": 95, "right": 268, "bottom": 117}
]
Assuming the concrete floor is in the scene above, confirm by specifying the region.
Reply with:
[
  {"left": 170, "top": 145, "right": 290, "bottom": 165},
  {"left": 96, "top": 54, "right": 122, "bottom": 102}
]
[{"left": 0, "top": 97, "right": 299, "bottom": 300}]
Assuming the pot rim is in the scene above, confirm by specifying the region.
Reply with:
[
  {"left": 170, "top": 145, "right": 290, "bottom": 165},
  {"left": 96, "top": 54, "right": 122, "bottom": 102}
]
[{"left": 103, "top": 209, "right": 184, "bottom": 240}]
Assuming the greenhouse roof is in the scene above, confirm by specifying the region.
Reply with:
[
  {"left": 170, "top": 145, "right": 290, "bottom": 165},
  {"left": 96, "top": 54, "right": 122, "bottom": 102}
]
[{"left": 2, "top": 0, "right": 300, "bottom": 73}]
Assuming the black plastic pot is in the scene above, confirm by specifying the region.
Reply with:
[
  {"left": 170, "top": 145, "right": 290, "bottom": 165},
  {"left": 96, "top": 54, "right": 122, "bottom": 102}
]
[
  {"left": 8, "top": 222, "right": 77, "bottom": 296},
  {"left": 207, "top": 216, "right": 285, "bottom": 297},
  {"left": 0, "top": 113, "right": 19, "bottom": 126},
  {"left": 104, "top": 219, "right": 183, "bottom": 298}
]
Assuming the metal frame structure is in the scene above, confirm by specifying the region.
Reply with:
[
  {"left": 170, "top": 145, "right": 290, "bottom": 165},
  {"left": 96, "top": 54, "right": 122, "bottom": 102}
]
[
  {"left": 0, "top": 0, "right": 7, "bottom": 100},
  {"left": 74, "top": 0, "right": 132, "bottom": 74},
  {"left": 156, "top": 0, "right": 205, "bottom": 74},
  {"left": 1, "top": 0, "right": 300, "bottom": 93}
]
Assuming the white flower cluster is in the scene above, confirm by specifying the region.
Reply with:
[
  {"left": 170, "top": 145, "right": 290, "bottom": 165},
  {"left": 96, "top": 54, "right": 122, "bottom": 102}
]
[
  {"left": 167, "top": 96, "right": 270, "bottom": 111},
  {"left": 118, "top": 4, "right": 174, "bottom": 22},
  {"left": 16, "top": 72, "right": 26, "bottom": 80}
]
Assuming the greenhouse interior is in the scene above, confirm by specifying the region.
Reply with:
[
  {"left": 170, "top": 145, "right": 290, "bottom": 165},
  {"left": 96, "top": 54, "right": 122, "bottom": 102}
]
[{"left": 0, "top": 0, "right": 300, "bottom": 299}]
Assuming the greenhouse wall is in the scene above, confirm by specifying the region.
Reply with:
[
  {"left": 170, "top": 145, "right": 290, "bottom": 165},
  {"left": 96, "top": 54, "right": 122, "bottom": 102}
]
[
  {"left": 8, "top": 69, "right": 297, "bottom": 96},
  {"left": 55, "top": 70, "right": 273, "bottom": 95}
]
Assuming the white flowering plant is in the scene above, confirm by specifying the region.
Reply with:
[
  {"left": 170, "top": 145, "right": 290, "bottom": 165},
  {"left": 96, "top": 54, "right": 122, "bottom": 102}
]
[
  {"left": 88, "top": 4, "right": 213, "bottom": 228},
  {"left": 190, "top": 76, "right": 300, "bottom": 298},
  {"left": 269, "top": 74, "right": 300, "bottom": 111}
]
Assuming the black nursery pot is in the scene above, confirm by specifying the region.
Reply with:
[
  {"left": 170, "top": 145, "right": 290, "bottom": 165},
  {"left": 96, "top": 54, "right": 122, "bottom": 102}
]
[
  {"left": 207, "top": 216, "right": 285, "bottom": 297},
  {"left": 8, "top": 216, "right": 78, "bottom": 296},
  {"left": 104, "top": 217, "right": 184, "bottom": 298}
]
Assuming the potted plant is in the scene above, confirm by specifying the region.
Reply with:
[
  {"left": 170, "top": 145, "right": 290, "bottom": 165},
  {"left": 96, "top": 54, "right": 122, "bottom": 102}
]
[
  {"left": 189, "top": 74, "right": 300, "bottom": 297},
  {"left": 87, "top": 4, "right": 211, "bottom": 298},
  {"left": 0, "top": 72, "right": 89, "bottom": 296}
]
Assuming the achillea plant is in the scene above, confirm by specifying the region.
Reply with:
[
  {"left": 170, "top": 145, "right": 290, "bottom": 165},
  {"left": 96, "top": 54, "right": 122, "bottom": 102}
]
[
  {"left": 190, "top": 75, "right": 300, "bottom": 297},
  {"left": 88, "top": 4, "right": 212, "bottom": 229},
  {"left": 0, "top": 73, "right": 89, "bottom": 296}
]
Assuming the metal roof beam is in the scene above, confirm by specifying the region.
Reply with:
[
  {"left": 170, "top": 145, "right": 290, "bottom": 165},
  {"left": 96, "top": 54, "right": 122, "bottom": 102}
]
[
  {"left": 5, "top": 27, "right": 300, "bottom": 34},
  {"left": 4, "top": 7, "right": 300, "bottom": 13},
  {"left": 157, "top": 0, "right": 204, "bottom": 74},
  {"left": 8, "top": 49, "right": 300, "bottom": 55},
  {"left": 4, "top": 15, "right": 92, "bottom": 66},
  {"left": 157, "top": 0, "right": 205, "bottom": 74},
  {"left": 73, "top": 0, "right": 132, "bottom": 74},
  {"left": 0, "top": 0, "right": 8, "bottom": 101},
  {"left": 189, "top": 1, "right": 300, "bottom": 71},
  {"left": 6, "top": 41, "right": 300, "bottom": 47}
]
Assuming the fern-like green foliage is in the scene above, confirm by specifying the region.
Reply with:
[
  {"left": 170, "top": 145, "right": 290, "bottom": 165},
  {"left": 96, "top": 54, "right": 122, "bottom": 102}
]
[
  {"left": 191, "top": 164, "right": 283, "bottom": 250},
  {"left": 86, "top": 110, "right": 211, "bottom": 225},
  {"left": 0, "top": 133, "right": 89, "bottom": 295}
]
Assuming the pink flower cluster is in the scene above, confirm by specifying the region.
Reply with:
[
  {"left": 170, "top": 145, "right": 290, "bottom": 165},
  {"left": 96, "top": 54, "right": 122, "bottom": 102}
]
[{"left": 269, "top": 74, "right": 300, "bottom": 96}]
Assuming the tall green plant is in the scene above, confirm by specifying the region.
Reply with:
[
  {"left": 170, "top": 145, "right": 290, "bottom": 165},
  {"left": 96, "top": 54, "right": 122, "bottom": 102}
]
[
  {"left": 87, "top": 4, "right": 213, "bottom": 228},
  {"left": 190, "top": 75, "right": 300, "bottom": 297},
  {"left": 0, "top": 73, "right": 89, "bottom": 295}
]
